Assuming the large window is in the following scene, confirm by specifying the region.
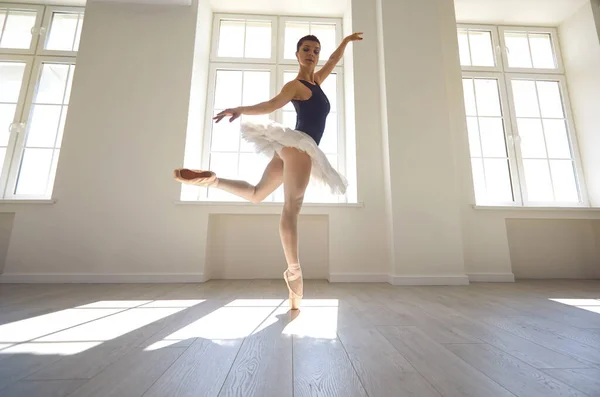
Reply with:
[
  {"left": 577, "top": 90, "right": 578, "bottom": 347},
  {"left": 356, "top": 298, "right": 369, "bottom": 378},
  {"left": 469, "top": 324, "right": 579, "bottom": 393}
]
[
  {"left": 194, "top": 13, "right": 345, "bottom": 203},
  {"left": 0, "top": 4, "right": 83, "bottom": 199},
  {"left": 458, "top": 25, "right": 587, "bottom": 207}
]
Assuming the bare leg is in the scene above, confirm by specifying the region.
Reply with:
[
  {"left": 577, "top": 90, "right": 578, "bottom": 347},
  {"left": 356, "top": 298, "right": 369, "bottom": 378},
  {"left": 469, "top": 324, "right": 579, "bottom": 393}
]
[
  {"left": 176, "top": 154, "right": 283, "bottom": 204},
  {"left": 279, "top": 147, "right": 312, "bottom": 310}
]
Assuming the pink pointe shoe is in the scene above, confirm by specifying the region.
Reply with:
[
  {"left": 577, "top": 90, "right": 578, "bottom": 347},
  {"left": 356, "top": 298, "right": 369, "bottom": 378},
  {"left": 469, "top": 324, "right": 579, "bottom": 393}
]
[
  {"left": 283, "top": 269, "right": 303, "bottom": 310},
  {"left": 173, "top": 168, "right": 217, "bottom": 187}
]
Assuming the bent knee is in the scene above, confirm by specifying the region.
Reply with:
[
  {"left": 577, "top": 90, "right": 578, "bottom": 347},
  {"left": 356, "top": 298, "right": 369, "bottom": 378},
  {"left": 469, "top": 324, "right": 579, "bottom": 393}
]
[{"left": 283, "top": 195, "right": 304, "bottom": 213}]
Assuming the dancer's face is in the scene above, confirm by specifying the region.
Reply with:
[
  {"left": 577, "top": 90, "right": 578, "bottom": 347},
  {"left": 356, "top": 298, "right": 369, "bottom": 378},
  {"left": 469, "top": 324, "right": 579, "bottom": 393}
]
[{"left": 296, "top": 41, "right": 320, "bottom": 67}]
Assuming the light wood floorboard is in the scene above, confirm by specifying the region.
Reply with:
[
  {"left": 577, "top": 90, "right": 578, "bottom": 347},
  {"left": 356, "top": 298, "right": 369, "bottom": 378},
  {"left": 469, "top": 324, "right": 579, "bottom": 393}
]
[{"left": 0, "top": 280, "right": 597, "bottom": 396}]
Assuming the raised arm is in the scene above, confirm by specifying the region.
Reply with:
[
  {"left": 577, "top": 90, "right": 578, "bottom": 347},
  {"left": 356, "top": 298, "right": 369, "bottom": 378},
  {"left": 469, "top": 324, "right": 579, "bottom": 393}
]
[
  {"left": 213, "top": 81, "right": 298, "bottom": 123},
  {"left": 315, "top": 32, "right": 363, "bottom": 84}
]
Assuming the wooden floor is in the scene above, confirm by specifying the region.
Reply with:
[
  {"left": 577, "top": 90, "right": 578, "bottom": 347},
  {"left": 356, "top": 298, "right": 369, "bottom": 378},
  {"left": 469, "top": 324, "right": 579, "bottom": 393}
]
[{"left": 0, "top": 280, "right": 599, "bottom": 397}]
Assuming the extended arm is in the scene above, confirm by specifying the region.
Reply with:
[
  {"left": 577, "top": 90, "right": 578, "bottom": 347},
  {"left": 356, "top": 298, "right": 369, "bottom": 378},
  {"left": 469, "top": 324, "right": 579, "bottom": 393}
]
[
  {"left": 315, "top": 32, "right": 363, "bottom": 84},
  {"left": 213, "top": 81, "right": 297, "bottom": 123}
]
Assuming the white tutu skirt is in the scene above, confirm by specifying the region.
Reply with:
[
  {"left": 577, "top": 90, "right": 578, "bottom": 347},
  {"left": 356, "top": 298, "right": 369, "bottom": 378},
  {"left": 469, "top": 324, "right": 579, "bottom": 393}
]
[{"left": 240, "top": 120, "right": 348, "bottom": 195}]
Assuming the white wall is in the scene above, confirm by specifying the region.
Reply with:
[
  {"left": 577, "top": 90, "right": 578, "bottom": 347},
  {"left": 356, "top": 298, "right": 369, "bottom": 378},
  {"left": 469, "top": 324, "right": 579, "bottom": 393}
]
[
  {"left": 507, "top": 219, "right": 600, "bottom": 279},
  {"left": 1, "top": 0, "right": 600, "bottom": 284},
  {"left": 592, "top": 0, "right": 600, "bottom": 42},
  {"left": 559, "top": 1, "right": 600, "bottom": 206}
]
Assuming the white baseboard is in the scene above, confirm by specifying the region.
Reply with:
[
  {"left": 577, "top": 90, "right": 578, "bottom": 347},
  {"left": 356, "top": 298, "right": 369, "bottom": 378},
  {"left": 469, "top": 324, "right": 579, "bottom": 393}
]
[
  {"left": 328, "top": 273, "right": 391, "bottom": 283},
  {"left": 329, "top": 273, "right": 471, "bottom": 285},
  {"left": 467, "top": 273, "right": 515, "bottom": 282},
  {"left": 0, "top": 273, "right": 207, "bottom": 283},
  {"left": 389, "top": 275, "right": 470, "bottom": 286}
]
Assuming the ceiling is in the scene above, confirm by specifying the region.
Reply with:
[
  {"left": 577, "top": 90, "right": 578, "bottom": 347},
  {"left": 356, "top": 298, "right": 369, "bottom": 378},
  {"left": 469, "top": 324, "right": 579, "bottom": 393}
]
[
  {"left": 454, "top": 0, "right": 590, "bottom": 26},
  {"left": 209, "top": 0, "right": 348, "bottom": 17},
  {"left": 1, "top": 0, "right": 590, "bottom": 26}
]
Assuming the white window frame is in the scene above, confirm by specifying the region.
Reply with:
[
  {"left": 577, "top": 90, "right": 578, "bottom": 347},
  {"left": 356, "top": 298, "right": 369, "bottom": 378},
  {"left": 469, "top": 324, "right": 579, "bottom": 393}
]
[
  {"left": 201, "top": 62, "right": 278, "bottom": 169},
  {"left": 457, "top": 24, "right": 503, "bottom": 73},
  {"left": 0, "top": 3, "right": 45, "bottom": 55},
  {"left": 195, "top": 13, "right": 347, "bottom": 203},
  {"left": 277, "top": 16, "right": 343, "bottom": 67},
  {"left": 504, "top": 73, "right": 588, "bottom": 206},
  {"left": 498, "top": 26, "right": 565, "bottom": 75},
  {"left": 462, "top": 70, "right": 522, "bottom": 206},
  {"left": 38, "top": 6, "right": 84, "bottom": 57},
  {"left": 459, "top": 24, "right": 588, "bottom": 208},
  {"left": 210, "top": 13, "right": 278, "bottom": 64},
  {"left": 0, "top": 3, "right": 82, "bottom": 200}
]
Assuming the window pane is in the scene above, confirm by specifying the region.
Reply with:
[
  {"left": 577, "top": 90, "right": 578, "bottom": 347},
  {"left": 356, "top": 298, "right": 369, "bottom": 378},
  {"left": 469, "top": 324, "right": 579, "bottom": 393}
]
[
  {"left": 462, "top": 79, "right": 476, "bottom": 116},
  {"left": 285, "top": 22, "right": 309, "bottom": 59},
  {"left": 239, "top": 152, "right": 269, "bottom": 186},
  {"left": 469, "top": 30, "right": 495, "bottom": 67},
  {"left": 46, "top": 149, "right": 60, "bottom": 196},
  {"left": 283, "top": 72, "right": 297, "bottom": 111},
  {"left": 536, "top": 81, "right": 564, "bottom": 118},
  {"left": 310, "top": 23, "right": 336, "bottom": 60},
  {"left": 245, "top": 21, "right": 271, "bottom": 58},
  {"left": 214, "top": 70, "right": 242, "bottom": 109},
  {"left": 517, "top": 118, "right": 546, "bottom": 158},
  {"left": 523, "top": 159, "right": 553, "bottom": 201},
  {"left": 320, "top": 113, "right": 337, "bottom": 153},
  {"left": 504, "top": 32, "right": 532, "bottom": 68},
  {"left": 320, "top": 73, "right": 337, "bottom": 109},
  {"left": 0, "top": 11, "right": 37, "bottom": 49},
  {"left": 73, "top": 15, "right": 83, "bottom": 51},
  {"left": 35, "top": 64, "right": 70, "bottom": 105},
  {"left": 207, "top": 152, "right": 240, "bottom": 201},
  {"left": 0, "top": 61, "right": 26, "bottom": 102},
  {"left": 217, "top": 20, "right": 245, "bottom": 58},
  {"left": 45, "top": 12, "right": 79, "bottom": 51},
  {"left": 466, "top": 117, "right": 481, "bottom": 157},
  {"left": 484, "top": 159, "right": 513, "bottom": 202},
  {"left": 479, "top": 118, "right": 506, "bottom": 157},
  {"left": 474, "top": 79, "right": 501, "bottom": 117},
  {"left": 64, "top": 65, "right": 75, "bottom": 104},
  {"left": 25, "top": 104, "right": 62, "bottom": 148},
  {"left": 550, "top": 160, "right": 578, "bottom": 202},
  {"left": 471, "top": 158, "right": 486, "bottom": 202},
  {"left": 0, "top": 104, "right": 16, "bottom": 146},
  {"left": 543, "top": 119, "right": 571, "bottom": 159},
  {"left": 242, "top": 71, "right": 270, "bottom": 106},
  {"left": 511, "top": 80, "right": 539, "bottom": 117},
  {"left": 210, "top": 116, "right": 240, "bottom": 152},
  {"left": 283, "top": 110, "right": 296, "bottom": 129},
  {"left": 0, "top": 11, "right": 6, "bottom": 35},
  {"left": 529, "top": 33, "right": 556, "bottom": 69},
  {"left": 56, "top": 105, "right": 67, "bottom": 148},
  {"left": 0, "top": 148, "right": 6, "bottom": 175},
  {"left": 15, "top": 148, "right": 53, "bottom": 196},
  {"left": 457, "top": 30, "right": 471, "bottom": 66}
]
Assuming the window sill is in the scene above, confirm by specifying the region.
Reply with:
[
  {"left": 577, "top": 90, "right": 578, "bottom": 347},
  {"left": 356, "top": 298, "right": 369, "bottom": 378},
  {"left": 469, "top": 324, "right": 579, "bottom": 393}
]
[
  {"left": 473, "top": 205, "right": 600, "bottom": 211},
  {"left": 0, "top": 199, "right": 56, "bottom": 205},
  {"left": 175, "top": 200, "right": 364, "bottom": 214}
]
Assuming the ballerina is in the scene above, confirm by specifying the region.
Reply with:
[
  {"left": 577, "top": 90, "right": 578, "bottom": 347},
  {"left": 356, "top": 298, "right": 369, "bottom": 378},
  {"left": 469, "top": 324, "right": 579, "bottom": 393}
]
[{"left": 175, "top": 32, "right": 363, "bottom": 309}]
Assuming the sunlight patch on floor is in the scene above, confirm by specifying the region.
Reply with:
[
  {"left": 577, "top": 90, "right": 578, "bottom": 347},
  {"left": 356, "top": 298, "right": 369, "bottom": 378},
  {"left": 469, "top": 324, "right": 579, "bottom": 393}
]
[
  {"left": 549, "top": 298, "right": 600, "bottom": 314},
  {"left": 0, "top": 342, "right": 102, "bottom": 356},
  {"left": 0, "top": 308, "right": 125, "bottom": 343},
  {"left": 35, "top": 307, "right": 184, "bottom": 342},
  {"left": 283, "top": 306, "right": 339, "bottom": 339},
  {"left": 161, "top": 306, "right": 275, "bottom": 341},
  {"left": 141, "top": 300, "right": 206, "bottom": 308},
  {"left": 75, "top": 300, "right": 152, "bottom": 309}
]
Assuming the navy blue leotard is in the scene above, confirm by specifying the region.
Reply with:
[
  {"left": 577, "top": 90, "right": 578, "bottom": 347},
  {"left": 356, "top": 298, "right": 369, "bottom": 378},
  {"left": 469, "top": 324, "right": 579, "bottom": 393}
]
[{"left": 291, "top": 80, "right": 331, "bottom": 145}]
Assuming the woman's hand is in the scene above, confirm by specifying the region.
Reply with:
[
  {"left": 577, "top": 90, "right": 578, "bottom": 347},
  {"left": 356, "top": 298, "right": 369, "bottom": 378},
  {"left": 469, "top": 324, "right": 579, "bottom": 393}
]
[
  {"left": 213, "top": 107, "right": 242, "bottom": 123},
  {"left": 345, "top": 32, "right": 363, "bottom": 42}
]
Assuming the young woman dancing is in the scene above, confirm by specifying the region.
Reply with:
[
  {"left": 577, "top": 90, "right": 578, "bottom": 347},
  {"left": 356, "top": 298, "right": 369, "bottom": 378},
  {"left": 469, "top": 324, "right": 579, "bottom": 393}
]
[{"left": 174, "top": 32, "right": 363, "bottom": 310}]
